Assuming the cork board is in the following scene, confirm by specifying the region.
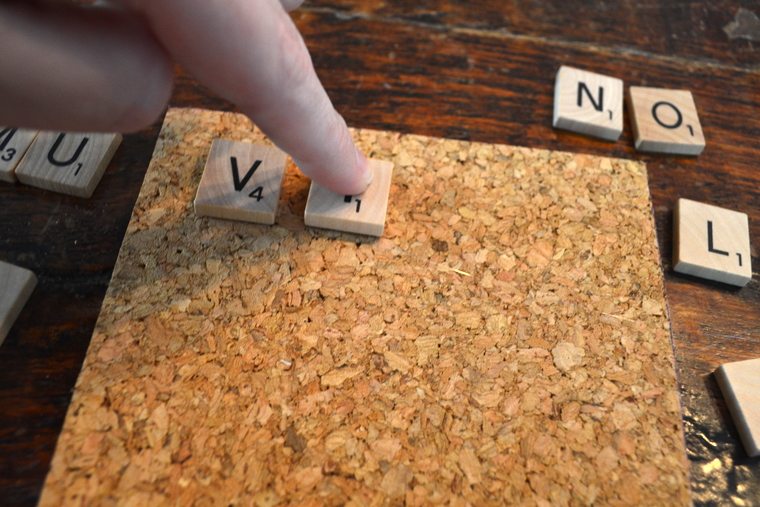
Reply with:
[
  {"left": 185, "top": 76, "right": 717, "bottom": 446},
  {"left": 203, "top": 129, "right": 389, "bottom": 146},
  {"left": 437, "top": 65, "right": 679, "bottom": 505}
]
[{"left": 39, "top": 108, "right": 691, "bottom": 506}]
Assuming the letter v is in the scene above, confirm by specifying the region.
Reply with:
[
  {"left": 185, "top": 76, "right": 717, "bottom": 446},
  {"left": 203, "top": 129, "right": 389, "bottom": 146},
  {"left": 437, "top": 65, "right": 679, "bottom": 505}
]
[{"left": 231, "top": 157, "right": 262, "bottom": 191}]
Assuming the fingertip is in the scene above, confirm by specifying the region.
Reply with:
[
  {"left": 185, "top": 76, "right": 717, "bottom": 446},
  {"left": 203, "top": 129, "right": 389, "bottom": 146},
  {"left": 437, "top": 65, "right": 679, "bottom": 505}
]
[
  {"left": 356, "top": 147, "right": 374, "bottom": 190},
  {"left": 113, "top": 50, "right": 174, "bottom": 132},
  {"left": 280, "top": 0, "right": 306, "bottom": 12}
]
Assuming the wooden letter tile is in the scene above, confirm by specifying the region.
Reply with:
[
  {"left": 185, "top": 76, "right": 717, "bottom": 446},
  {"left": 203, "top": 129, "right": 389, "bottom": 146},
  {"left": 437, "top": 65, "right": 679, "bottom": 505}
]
[
  {"left": 673, "top": 198, "right": 751, "bottom": 286},
  {"left": 15, "top": 132, "right": 122, "bottom": 198},
  {"left": 304, "top": 159, "right": 393, "bottom": 237},
  {"left": 628, "top": 86, "right": 705, "bottom": 155},
  {"left": 0, "top": 260, "right": 37, "bottom": 346},
  {"left": 194, "top": 139, "right": 287, "bottom": 225},
  {"left": 0, "top": 127, "right": 39, "bottom": 182},
  {"left": 552, "top": 66, "right": 624, "bottom": 141},
  {"left": 715, "top": 358, "right": 760, "bottom": 457}
]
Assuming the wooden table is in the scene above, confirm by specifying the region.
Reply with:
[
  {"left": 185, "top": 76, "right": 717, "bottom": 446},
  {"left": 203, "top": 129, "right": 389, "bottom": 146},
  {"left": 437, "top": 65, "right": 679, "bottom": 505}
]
[{"left": 1, "top": 1, "right": 758, "bottom": 505}]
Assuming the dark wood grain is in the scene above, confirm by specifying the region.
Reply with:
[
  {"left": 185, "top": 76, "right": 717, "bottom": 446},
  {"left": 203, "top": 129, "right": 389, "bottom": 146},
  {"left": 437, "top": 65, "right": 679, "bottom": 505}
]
[
  {"left": 1, "top": 2, "right": 759, "bottom": 505},
  {"left": 304, "top": 0, "right": 760, "bottom": 68}
]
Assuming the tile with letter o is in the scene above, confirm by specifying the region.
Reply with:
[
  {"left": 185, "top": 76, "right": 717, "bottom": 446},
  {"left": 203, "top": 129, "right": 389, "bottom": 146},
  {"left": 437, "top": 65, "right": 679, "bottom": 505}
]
[
  {"left": 628, "top": 86, "right": 705, "bottom": 155},
  {"left": 304, "top": 159, "right": 393, "bottom": 237},
  {"left": 194, "top": 139, "right": 287, "bottom": 225},
  {"left": 15, "top": 132, "right": 122, "bottom": 197}
]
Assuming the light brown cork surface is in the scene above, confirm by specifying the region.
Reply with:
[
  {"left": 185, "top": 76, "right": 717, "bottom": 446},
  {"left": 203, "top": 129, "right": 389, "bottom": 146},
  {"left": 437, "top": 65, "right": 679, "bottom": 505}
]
[{"left": 38, "top": 108, "right": 691, "bottom": 506}]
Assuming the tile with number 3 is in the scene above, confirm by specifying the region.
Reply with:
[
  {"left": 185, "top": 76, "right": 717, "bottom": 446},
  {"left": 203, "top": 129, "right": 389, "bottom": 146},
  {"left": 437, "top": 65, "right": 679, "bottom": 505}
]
[{"left": 0, "top": 128, "right": 39, "bottom": 183}]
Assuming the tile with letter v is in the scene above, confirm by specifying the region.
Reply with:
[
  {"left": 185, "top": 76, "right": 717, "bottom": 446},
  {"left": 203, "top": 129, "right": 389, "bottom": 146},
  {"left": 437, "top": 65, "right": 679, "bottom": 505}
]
[
  {"left": 194, "top": 139, "right": 287, "bottom": 225},
  {"left": 0, "top": 127, "right": 39, "bottom": 183},
  {"left": 304, "top": 159, "right": 393, "bottom": 237},
  {"left": 15, "top": 132, "right": 122, "bottom": 198},
  {"left": 673, "top": 198, "right": 751, "bottom": 286}
]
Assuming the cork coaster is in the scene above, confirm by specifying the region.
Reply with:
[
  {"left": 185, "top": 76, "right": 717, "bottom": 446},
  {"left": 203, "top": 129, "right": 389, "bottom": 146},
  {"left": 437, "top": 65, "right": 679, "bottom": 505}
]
[{"left": 39, "top": 108, "right": 691, "bottom": 506}]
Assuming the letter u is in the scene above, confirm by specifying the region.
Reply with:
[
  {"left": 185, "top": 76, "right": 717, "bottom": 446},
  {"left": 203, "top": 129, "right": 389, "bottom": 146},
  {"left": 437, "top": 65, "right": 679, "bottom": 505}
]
[{"left": 48, "top": 134, "right": 89, "bottom": 167}]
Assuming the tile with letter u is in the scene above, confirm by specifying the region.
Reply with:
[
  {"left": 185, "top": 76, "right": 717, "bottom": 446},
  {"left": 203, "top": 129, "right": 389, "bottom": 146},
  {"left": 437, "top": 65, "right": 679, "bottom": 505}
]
[{"left": 15, "top": 132, "right": 122, "bottom": 198}]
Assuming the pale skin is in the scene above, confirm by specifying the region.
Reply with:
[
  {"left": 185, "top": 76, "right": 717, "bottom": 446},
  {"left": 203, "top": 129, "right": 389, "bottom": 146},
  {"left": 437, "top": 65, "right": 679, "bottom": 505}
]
[{"left": 0, "top": 0, "right": 372, "bottom": 195}]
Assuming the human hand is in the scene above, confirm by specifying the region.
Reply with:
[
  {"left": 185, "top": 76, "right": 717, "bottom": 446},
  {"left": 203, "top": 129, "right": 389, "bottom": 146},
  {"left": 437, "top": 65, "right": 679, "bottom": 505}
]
[{"left": 0, "top": 0, "right": 372, "bottom": 195}]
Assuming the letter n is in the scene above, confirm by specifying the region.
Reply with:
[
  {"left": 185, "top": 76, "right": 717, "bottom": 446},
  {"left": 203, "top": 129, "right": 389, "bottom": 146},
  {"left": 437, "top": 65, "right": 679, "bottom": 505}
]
[{"left": 577, "top": 82, "right": 604, "bottom": 112}]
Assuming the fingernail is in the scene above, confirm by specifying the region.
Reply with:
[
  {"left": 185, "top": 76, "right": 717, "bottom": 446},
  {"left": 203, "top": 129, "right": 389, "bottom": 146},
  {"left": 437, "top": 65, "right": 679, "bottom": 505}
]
[{"left": 356, "top": 147, "right": 373, "bottom": 189}]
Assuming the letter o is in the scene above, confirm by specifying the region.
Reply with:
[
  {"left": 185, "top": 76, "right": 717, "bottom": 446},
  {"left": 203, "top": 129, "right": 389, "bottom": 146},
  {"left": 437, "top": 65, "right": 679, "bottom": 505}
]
[{"left": 651, "top": 101, "right": 683, "bottom": 130}]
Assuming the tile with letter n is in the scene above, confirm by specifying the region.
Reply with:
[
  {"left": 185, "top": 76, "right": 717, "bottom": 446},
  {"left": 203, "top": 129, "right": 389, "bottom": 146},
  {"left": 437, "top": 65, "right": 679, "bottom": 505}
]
[
  {"left": 673, "top": 198, "right": 752, "bottom": 286},
  {"left": 0, "top": 260, "right": 37, "bottom": 347},
  {"left": 552, "top": 65, "right": 624, "bottom": 141},
  {"left": 304, "top": 159, "right": 393, "bottom": 237},
  {"left": 715, "top": 358, "right": 760, "bottom": 457},
  {"left": 628, "top": 86, "right": 706, "bottom": 155},
  {"left": 0, "top": 127, "right": 39, "bottom": 183},
  {"left": 194, "top": 139, "right": 287, "bottom": 225},
  {"left": 15, "top": 132, "right": 122, "bottom": 197}
]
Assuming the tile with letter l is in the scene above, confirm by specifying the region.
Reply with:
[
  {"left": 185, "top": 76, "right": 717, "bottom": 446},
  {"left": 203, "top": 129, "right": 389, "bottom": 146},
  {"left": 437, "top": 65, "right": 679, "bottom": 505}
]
[
  {"left": 15, "top": 132, "right": 122, "bottom": 198},
  {"left": 628, "top": 86, "right": 705, "bottom": 155},
  {"left": 715, "top": 358, "right": 760, "bottom": 457},
  {"left": 194, "top": 139, "right": 287, "bottom": 225},
  {"left": 673, "top": 198, "right": 751, "bottom": 286},
  {"left": 0, "top": 260, "right": 37, "bottom": 347},
  {"left": 0, "top": 127, "right": 39, "bottom": 182},
  {"left": 304, "top": 159, "right": 394, "bottom": 237},
  {"left": 552, "top": 65, "right": 624, "bottom": 141}
]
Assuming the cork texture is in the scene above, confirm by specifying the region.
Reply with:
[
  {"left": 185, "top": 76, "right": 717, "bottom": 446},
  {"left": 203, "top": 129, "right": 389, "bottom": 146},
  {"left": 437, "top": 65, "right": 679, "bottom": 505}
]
[{"left": 39, "top": 108, "right": 691, "bottom": 506}]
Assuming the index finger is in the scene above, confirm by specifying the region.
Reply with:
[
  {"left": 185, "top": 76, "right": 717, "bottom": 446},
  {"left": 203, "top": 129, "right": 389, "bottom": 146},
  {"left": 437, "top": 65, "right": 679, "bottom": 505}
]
[{"left": 128, "top": 0, "right": 372, "bottom": 195}]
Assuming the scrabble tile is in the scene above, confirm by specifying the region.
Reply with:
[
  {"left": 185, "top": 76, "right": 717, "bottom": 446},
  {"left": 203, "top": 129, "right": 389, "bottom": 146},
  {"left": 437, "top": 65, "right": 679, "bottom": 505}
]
[
  {"left": 0, "top": 260, "right": 37, "bottom": 347},
  {"left": 552, "top": 65, "right": 624, "bottom": 141},
  {"left": 715, "top": 358, "right": 760, "bottom": 457},
  {"left": 304, "top": 159, "right": 393, "bottom": 237},
  {"left": 628, "top": 86, "right": 705, "bottom": 155},
  {"left": 0, "top": 127, "right": 39, "bottom": 182},
  {"left": 673, "top": 198, "right": 751, "bottom": 286},
  {"left": 15, "top": 132, "right": 122, "bottom": 198},
  {"left": 194, "top": 139, "right": 287, "bottom": 225}
]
